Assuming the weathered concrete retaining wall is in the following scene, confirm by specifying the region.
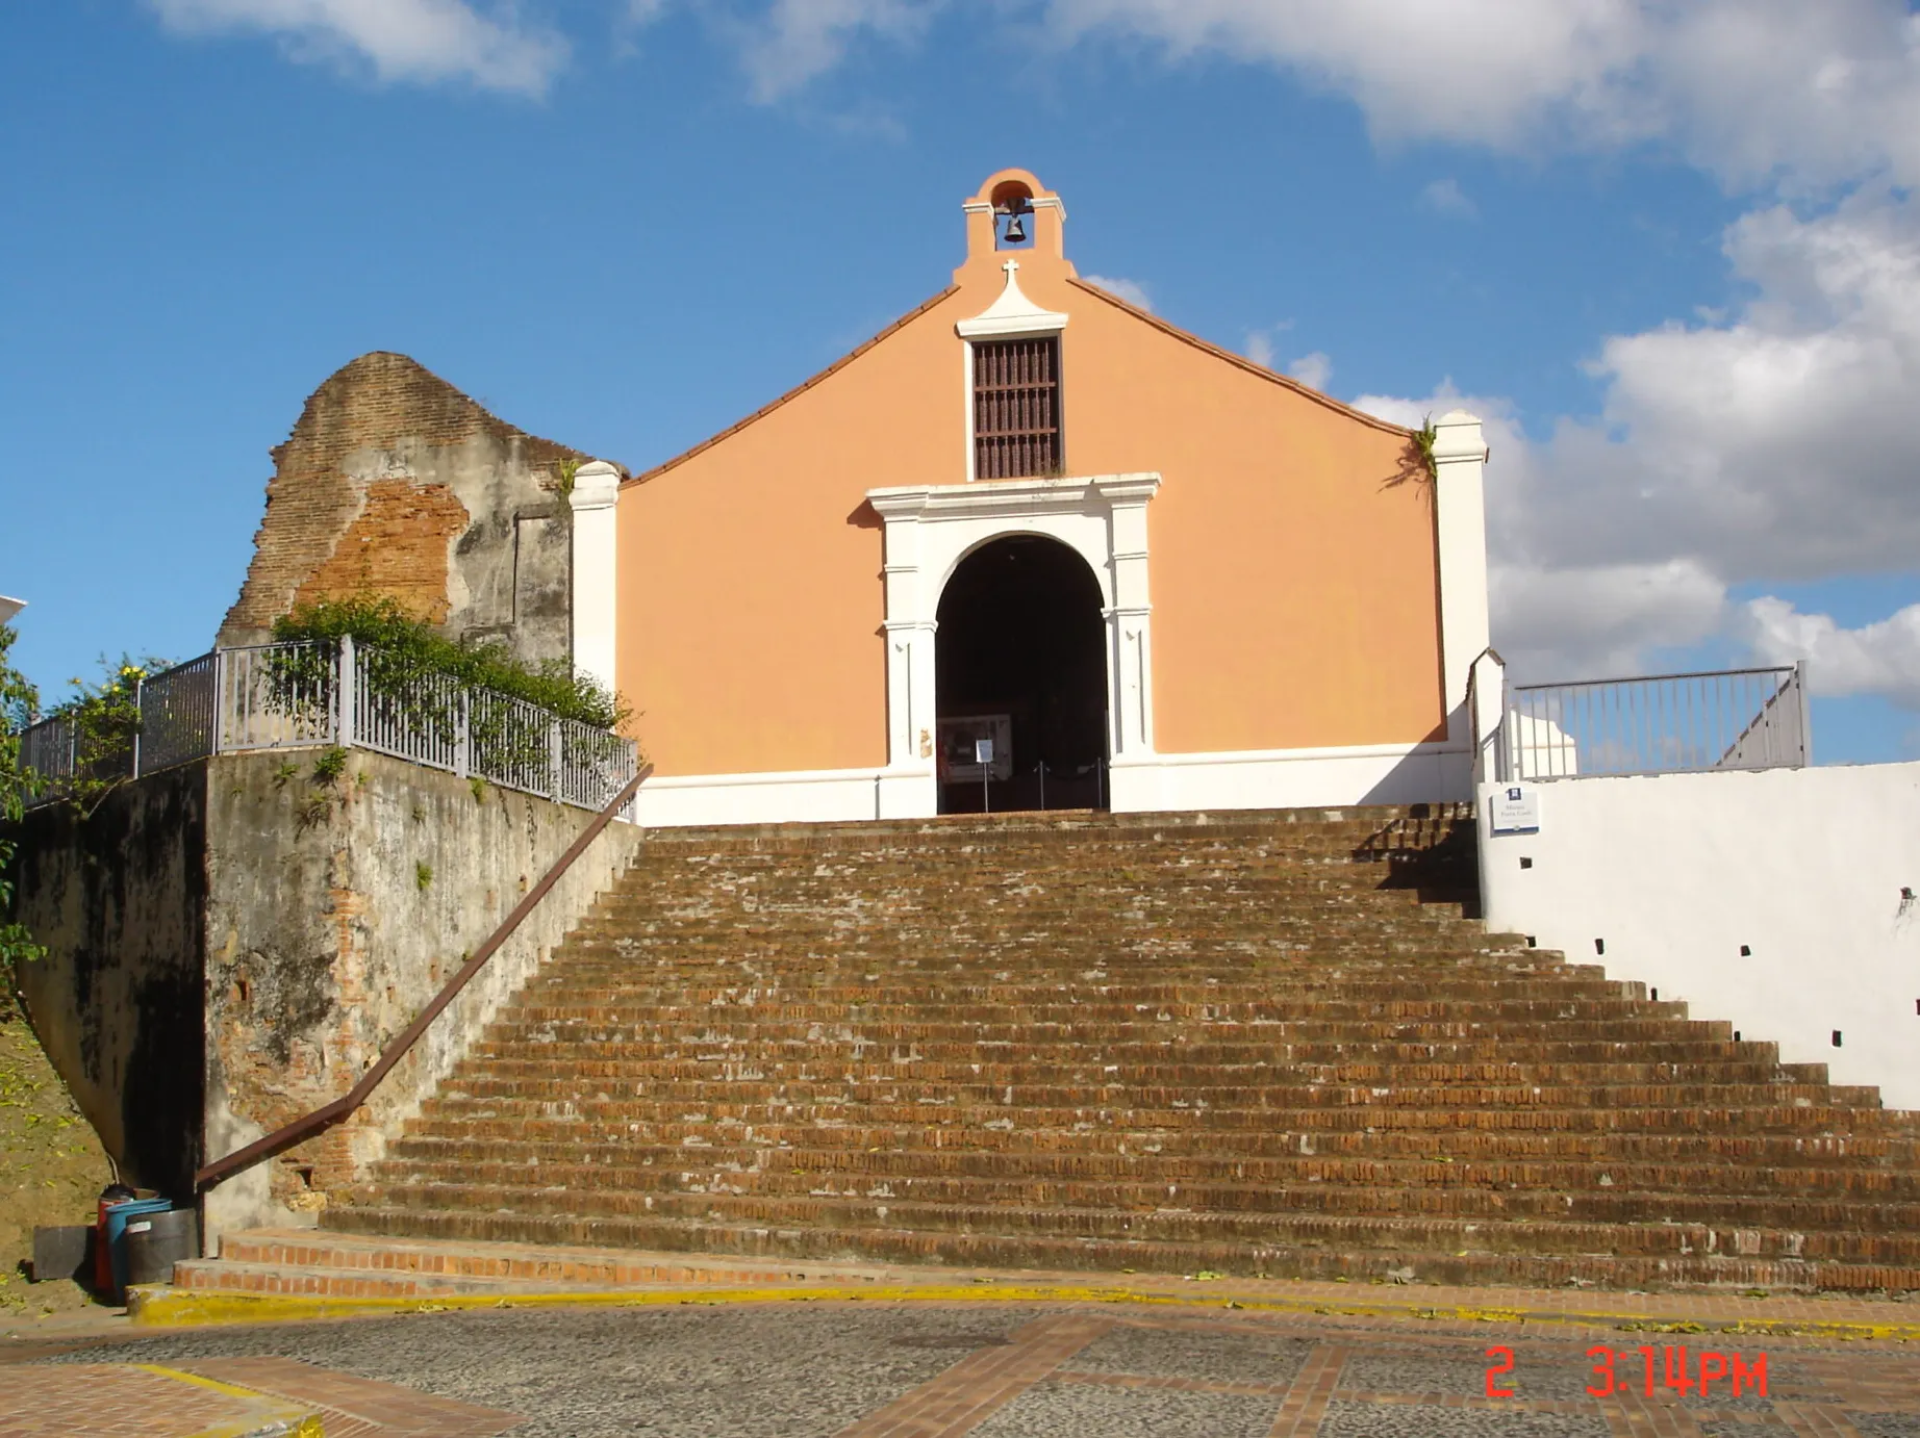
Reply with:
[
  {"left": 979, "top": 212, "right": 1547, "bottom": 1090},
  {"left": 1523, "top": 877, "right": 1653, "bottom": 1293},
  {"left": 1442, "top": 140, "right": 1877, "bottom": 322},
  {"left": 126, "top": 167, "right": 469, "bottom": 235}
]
[
  {"left": 202, "top": 749, "right": 641, "bottom": 1243},
  {"left": 11, "top": 765, "right": 210, "bottom": 1201},
  {"left": 10, "top": 747, "right": 642, "bottom": 1246}
]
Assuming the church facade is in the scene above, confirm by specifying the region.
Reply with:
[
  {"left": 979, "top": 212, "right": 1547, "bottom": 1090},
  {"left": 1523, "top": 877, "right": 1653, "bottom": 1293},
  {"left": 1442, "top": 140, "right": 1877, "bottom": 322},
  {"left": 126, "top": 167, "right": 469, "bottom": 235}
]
[{"left": 223, "top": 169, "right": 1492, "bottom": 828}]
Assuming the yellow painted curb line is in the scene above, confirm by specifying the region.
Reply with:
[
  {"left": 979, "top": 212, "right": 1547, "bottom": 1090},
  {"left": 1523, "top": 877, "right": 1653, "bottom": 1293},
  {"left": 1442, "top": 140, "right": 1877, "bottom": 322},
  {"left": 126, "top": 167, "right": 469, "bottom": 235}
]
[
  {"left": 126, "top": 1282, "right": 1920, "bottom": 1344},
  {"left": 132, "top": 1364, "right": 325, "bottom": 1437}
]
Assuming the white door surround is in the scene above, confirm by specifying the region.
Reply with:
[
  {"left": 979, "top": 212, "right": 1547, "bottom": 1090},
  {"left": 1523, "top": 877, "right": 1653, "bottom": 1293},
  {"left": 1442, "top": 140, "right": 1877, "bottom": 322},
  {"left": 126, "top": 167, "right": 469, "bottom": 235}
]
[{"left": 866, "top": 473, "right": 1161, "bottom": 820}]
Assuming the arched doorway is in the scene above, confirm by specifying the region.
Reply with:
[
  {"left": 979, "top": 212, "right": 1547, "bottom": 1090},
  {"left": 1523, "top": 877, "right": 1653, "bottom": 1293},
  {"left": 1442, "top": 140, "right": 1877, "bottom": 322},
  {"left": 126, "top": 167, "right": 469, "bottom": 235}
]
[{"left": 935, "top": 535, "right": 1108, "bottom": 813}]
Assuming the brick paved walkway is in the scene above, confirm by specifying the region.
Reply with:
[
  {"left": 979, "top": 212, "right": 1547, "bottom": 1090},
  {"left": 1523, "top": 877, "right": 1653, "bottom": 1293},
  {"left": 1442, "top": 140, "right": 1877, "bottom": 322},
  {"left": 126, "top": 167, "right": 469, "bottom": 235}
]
[
  {"left": 14, "top": 1294, "right": 1920, "bottom": 1435},
  {"left": 0, "top": 1363, "right": 319, "bottom": 1438},
  {"left": 831, "top": 1307, "right": 1920, "bottom": 1437},
  {"left": 0, "top": 1356, "right": 518, "bottom": 1438}
]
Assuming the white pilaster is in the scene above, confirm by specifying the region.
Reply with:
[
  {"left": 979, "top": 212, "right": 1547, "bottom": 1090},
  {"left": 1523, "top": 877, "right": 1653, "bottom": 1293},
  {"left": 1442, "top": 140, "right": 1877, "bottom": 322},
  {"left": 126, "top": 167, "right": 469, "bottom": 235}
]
[
  {"left": 1102, "top": 477, "right": 1158, "bottom": 763},
  {"left": 1431, "top": 412, "right": 1491, "bottom": 747},
  {"left": 568, "top": 461, "right": 622, "bottom": 699}
]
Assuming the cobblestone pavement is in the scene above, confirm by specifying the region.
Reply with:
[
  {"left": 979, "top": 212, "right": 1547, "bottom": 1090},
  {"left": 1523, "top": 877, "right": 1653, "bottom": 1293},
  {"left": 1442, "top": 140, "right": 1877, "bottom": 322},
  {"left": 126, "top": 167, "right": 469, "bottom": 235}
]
[{"left": 20, "top": 1301, "right": 1920, "bottom": 1436}]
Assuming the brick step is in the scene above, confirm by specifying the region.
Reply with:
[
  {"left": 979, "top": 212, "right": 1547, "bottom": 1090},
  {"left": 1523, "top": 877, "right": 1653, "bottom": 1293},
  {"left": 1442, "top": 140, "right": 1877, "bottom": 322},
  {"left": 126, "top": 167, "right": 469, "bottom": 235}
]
[
  {"left": 320, "top": 1204, "right": 1920, "bottom": 1292},
  {"left": 420, "top": 1093, "right": 1904, "bottom": 1135},
  {"left": 362, "top": 1159, "right": 1920, "bottom": 1232},
  {"left": 434, "top": 1069, "right": 1878, "bottom": 1107},
  {"left": 633, "top": 809, "right": 1470, "bottom": 846},
  {"left": 609, "top": 897, "right": 1479, "bottom": 920},
  {"left": 462, "top": 1050, "right": 1805, "bottom": 1086},
  {"left": 516, "top": 973, "right": 1623, "bottom": 1001},
  {"left": 378, "top": 1136, "right": 1920, "bottom": 1201},
  {"left": 467, "top": 1018, "right": 1740, "bottom": 1049},
  {"left": 385, "top": 1118, "right": 1920, "bottom": 1167},
  {"left": 336, "top": 1184, "right": 1920, "bottom": 1266},
  {"left": 629, "top": 842, "right": 1471, "bottom": 869},
  {"left": 168, "top": 1259, "right": 539, "bottom": 1300},
  {"left": 461, "top": 1044, "right": 1804, "bottom": 1078},
  {"left": 502, "top": 991, "right": 1688, "bottom": 1019},
  {"left": 543, "top": 956, "right": 1556, "bottom": 984},
  {"left": 591, "top": 879, "right": 1468, "bottom": 908},
  {"left": 564, "top": 937, "right": 1511, "bottom": 964},
  {"left": 181, "top": 1228, "right": 838, "bottom": 1297},
  {"left": 518, "top": 968, "right": 1617, "bottom": 994}
]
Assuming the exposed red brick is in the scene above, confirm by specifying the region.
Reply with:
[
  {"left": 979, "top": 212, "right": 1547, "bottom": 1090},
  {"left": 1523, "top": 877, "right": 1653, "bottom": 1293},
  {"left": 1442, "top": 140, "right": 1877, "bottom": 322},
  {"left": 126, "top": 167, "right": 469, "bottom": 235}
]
[{"left": 219, "top": 352, "right": 586, "bottom": 646}]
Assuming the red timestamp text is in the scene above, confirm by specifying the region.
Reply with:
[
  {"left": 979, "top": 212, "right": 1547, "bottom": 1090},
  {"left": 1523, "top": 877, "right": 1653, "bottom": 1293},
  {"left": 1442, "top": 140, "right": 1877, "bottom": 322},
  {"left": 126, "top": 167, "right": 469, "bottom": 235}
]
[{"left": 1483, "top": 1344, "right": 1768, "bottom": 1400}]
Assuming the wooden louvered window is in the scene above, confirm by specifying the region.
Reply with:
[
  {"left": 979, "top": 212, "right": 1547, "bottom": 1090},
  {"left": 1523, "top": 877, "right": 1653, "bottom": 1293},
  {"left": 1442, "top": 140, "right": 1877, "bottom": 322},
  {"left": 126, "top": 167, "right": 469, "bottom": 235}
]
[{"left": 973, "top": 337, "right": 1062, "bottom": 480}]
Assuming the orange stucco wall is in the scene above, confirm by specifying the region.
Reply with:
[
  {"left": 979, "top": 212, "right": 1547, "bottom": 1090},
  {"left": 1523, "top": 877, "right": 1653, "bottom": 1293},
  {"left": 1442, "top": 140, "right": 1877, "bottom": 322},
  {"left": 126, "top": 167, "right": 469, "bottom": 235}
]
[{"left": 617, "top": 173, "right": 1443, "bottom": 778}]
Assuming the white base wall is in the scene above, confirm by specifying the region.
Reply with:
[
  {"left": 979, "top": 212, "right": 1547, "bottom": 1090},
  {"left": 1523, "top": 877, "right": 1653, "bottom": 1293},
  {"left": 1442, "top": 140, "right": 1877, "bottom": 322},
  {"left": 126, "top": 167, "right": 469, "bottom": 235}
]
[
  {"left": 1478, "top": 762, "right": 1920, "bottom": 1110},
  {"left": 635, "top": 767, "right": 893, "bottom": 827},
  {"left": 1114, "top": 742, "right": 1470, "bottom": 814},
  {"left": 636, "top": 741, "right": 1471, "bottom": 829}
]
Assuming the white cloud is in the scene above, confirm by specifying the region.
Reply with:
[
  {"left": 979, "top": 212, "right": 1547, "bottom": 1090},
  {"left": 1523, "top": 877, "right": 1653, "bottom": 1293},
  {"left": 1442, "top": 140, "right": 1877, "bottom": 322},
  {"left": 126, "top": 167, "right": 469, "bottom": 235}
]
[
  {"left": 1243, "top": 320, "right": 1292, "bottom": 370},
  {"left": 1082, "top": 274, "right": 1153, "bottom": 312},
  {"left": 147, "top": 0, "right": 566, "bottom": 94},
  {"left": 1419, "top": 177, "right": 1477, "bottom": 219},
  {"left": 1745, "top": 597, "right": 1920, "bottom": 706},
  {"left": 1547, "top": 190, "right": 1920, "bottom": 582},
  {"left": 1286, "top": 351, "right": 1332, "bottom": 390},
  {"left": 1037, "top": 0, "right": 1920, "bottom": 193},
  {"left": 727, "top": 0, "right": 944, "bottom": 101},
  {"left": 1340, "top": 179, "right": 1920, "bottom": 694}
]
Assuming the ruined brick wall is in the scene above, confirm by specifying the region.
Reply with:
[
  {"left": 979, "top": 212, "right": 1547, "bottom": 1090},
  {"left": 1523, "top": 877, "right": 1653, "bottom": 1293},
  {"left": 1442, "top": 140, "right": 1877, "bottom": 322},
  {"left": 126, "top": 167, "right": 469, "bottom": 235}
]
[{"left": 219, "top": 351, "right": 604, "bottom": 669}]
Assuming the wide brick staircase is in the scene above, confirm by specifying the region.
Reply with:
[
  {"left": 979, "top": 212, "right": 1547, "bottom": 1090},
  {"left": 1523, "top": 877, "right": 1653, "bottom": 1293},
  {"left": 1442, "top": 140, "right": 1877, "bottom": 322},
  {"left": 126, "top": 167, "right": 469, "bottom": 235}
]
[{"left": 300, "top": 807, "right": 1920, "bottom": 1293}]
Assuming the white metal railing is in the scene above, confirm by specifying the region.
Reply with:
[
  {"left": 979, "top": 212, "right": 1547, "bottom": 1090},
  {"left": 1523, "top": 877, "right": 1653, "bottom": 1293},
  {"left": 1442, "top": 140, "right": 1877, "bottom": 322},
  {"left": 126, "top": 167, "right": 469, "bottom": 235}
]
[
  {"left": 17, "top": 637, "right": 638, "bottom": 816},
  {"left": 1493, "top": 662, "right": 1809, "bottom": 782}
]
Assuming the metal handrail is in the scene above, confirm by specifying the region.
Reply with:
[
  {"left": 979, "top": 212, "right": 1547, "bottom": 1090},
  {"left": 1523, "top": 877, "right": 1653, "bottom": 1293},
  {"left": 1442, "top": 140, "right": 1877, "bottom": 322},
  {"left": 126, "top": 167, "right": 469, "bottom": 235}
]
[
  {"left": 1501, "top": 662, "right": 1807, "bottom": 781},
  {"left": 1510, "top": 663, "right": 1796, "bottom": 694},
  {"left": 194, "top": 765, "right": 651, "bottom": 1192}
]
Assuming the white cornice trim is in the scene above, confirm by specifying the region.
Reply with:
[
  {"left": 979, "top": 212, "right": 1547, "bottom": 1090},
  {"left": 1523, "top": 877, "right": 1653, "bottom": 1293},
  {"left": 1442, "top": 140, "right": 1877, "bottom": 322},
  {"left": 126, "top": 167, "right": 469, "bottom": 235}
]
[{"left": 868, "top": 473, "right": 1161, "bottom": 520}]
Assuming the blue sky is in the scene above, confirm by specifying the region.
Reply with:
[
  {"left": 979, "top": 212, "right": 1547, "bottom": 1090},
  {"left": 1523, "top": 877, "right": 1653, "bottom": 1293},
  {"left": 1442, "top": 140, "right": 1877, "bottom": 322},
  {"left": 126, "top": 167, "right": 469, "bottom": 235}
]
[{"left": 4, "top": 1, "right": 1918, "bottom": 761}]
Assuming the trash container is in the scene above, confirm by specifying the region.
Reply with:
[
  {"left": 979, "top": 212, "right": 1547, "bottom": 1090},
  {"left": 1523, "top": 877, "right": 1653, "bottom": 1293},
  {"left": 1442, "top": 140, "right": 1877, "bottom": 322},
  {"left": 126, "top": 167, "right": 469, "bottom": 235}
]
[
  {"left": 123, "top": 1207, "right": 200, "bottom": 1288},
  {"left": 93, "top": 1184, "right": 137, "bottom": 1293},
  {"left": 103, "top": 1198, "right": 171, "bottom": 1301}
]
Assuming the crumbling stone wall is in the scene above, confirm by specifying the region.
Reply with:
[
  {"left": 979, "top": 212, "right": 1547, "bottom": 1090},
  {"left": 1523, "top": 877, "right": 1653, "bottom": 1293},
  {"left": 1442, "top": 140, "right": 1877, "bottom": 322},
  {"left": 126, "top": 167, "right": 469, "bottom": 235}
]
[{"left": 218, "top": 351, "right": 604, "bottom": 670}]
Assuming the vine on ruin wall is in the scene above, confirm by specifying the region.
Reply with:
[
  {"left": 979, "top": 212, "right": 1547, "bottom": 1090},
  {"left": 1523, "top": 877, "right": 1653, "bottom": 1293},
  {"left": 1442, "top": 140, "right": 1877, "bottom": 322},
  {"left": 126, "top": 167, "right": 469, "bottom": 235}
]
[{"left": 269, "top": 595, "right": 637, "bottom": 789}]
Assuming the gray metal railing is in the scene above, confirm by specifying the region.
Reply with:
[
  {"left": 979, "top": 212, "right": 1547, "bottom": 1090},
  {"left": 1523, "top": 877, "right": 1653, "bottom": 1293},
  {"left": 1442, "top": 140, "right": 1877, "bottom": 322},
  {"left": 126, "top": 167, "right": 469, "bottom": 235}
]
[
  {"left": 17, "top": 637, "right": 638, "bottom": 816},
  {"left": 1497, "top": 662, "right": 1809, "bottom": 781}
]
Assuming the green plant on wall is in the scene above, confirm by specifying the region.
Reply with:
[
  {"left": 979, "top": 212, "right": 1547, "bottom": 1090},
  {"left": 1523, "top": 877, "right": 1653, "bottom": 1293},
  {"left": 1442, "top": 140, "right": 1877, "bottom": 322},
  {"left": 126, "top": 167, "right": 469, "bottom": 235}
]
[
  {"left": 0, "top": 625, "right": 46, "bottom": 998},
  {"left": 35, "top": 653, "right": 170, "bottom": 818},
  {"left": 309, "top": 745, "right": 348, "bottom": 786},
  {"left": 1410, "top": 415, "right": 1438, "bottom": 482},
  {"left": 554, "top": 458, "right": 580, "bottom": 500},
  {"left": 415, "top": 861, "right": 433, "bottom": 891},
  {"left": 1385, "top": 414, "right": 1440, "bottom": 493}
]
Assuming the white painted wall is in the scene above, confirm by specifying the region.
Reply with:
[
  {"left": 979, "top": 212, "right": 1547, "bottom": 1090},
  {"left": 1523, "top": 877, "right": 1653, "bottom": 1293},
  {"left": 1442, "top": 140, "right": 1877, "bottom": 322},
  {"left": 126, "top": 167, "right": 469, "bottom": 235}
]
[{"left": 1477, "top": 763, "right": 1920, "bottom": 1109}]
